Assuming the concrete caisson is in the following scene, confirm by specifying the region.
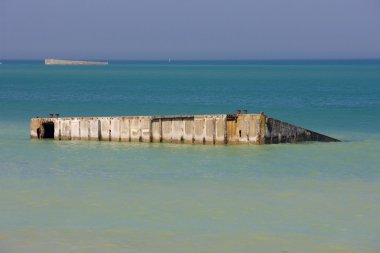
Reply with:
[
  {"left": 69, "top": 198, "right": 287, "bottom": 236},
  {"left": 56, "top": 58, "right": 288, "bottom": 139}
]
[{"left": 30, "top": 113, "right": 339, "bottom": 144}]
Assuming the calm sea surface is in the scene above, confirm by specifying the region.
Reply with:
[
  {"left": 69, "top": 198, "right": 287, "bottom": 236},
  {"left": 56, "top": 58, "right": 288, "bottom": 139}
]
[{"left": 0, "top": 60, "right": 380, "bottom": 253}]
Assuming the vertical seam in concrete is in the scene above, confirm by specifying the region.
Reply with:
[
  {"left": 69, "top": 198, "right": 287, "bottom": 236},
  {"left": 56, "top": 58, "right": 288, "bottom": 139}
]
[
  {"left": 213, "top": 118, "right": 216, "bottom": 145},
  {"left": 149, "top": 118, "right": 153, "bottom": 143},
  {"left": 30, "top": 120, "right": 32, "bottom": 139},
  {"left": 259, "top": 114, "right": 266, "bottom": 144},
  {"left": 170, "top": 120, "right": 173, "bottom": 143},
  {"left": 191, "top": 119, "right": 195, "bottom": 144},
  {"left": 159, "top": 118, "right": 162, "bottom": 142},
  {"left": 128, "top": 119, "right": 131, "bottom": 142},
  {"left": 202, "top": 118, "right": 205, "bottom": 145},
  {"left": 78, "top": 120, "right": 81, "bottom": 140},
  {"left": 270, "top": 118, "right": 274, "bottom": 144},
  {"left": 224, "top": 116, "right": 227, "bottom": 144},
  {"left": 171, "top": 119, "right": 175, "bottom": 142},
  {"left": 88, "top": 120, "right": 90, "bottom": 140},
  {"left": 119, "top": 118, "right": 122, "bottom": 142},
  {"left": 109, "top": 119, "right": 111, "bottom": 141},
  {"left": 246, "top": 119, "right": 249, "bottom": 143},
  {"left": 181, "top": 118, "right": 186, "bottom": 143},
  {"left": 180, "top": 118, "right": 183, "bottom": 143},
  {"left": 58, "top": 120, "right": 62, "bottom": 140},
  {"left": 138, "top": 118, "right": 142, "bottom": 142},
  {"left": 88, "top": 119, "right": 91, "bottom": 140},
  {"left": 53, "top": 121, "right": 57, "bottom": 140},
  {"left": 68, "top": 120, "right": 72, "bottom": 140},
  {"left": 98, "top": 120, "right": 101, "bottom": 141}
]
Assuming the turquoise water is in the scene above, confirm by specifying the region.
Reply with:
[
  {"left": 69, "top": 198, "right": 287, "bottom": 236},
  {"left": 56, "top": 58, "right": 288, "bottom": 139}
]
[{"left": 0, "top": 60, "right": 380, "bottom": 253}]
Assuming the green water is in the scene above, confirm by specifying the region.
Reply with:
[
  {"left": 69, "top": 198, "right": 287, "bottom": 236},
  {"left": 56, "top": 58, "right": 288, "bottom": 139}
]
[{"left": 0, "top": 61, "right": 380, "bottom": 253}]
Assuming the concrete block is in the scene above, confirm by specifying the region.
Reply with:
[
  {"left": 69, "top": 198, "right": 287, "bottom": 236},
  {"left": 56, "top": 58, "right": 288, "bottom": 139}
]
[
  {"left": 226, "top": 120, "right": 236, "bottom": 144},
  {"left": 236, "top": 115, "right": 249, "bottom": 143},
  {"left": 120, "top": 117, "right": 130, "bottom": 142},
  {"left": 79, "top": 119, "right": 90, "bottom": 140},
  {"left": 152, "top": 119, "right": 161, "bottom": 142},
  {"left": 100, "top": 118, "right": 111, "bottom": 141},
  {"left": 205, "top": 117, "right": 214, "bottom": 144},
  {"left": 194, "top": 117, "right": 205, "bottom": 144},
  {"left": 215, "top": 116, "right": 226, "bottom": 144},
  {"left": 89, "top": 119, "right": 99, "bottom": 140},
  {"left": 130, "top": 117, "right": 141, "bottom": 142},
  {"left": 53, "top": 120, "right": 60, "bottom": 139},
  {"left": 161, "top": 119, "right": 172, "bottom": 142},
  {"left": 183, "top": 119, "right": 194, "bottom": 144},
  {"left": 141, "top": 117, "right": 152, "bottom": 142},
  {"left": 110, "top": 118, "right": 120, "bottom": 141},
  {"left": 71, "top": 119, "right": 80, "bottom": 140},
  {"left": 172, "top": 119, "right": 183, "bottom": 143},
  {"left": 30, "top": 119, "right": 39, "bottom": 138},
  {"left": 61, "top": 120, "right": 71, "bottom": 140},
  {"left": 248, "top": 115, "right": 260, "bottom": 143}
]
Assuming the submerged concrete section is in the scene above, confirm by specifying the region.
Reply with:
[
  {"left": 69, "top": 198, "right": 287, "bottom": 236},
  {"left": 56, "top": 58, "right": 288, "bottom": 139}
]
[
  {"left": 45, "top": 59, "right": 108, "bottom": 65},
  {"left": 30, "top": 113, "right": 339, "bottom": 144},
  {"left": 264, "top": 117, "right": 339, "bottom": 144}
]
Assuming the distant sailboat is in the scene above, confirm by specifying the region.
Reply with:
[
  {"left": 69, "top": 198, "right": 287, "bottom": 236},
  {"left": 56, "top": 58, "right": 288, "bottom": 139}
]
[{"left": 168, "top": 58, "right": 171, "bottom": 63}]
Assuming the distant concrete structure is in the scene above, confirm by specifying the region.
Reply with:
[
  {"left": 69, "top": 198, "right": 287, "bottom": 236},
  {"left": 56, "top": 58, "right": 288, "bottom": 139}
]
[
  {"left": 30, "top": 113, "right": 339, "bottom": 144},
  {"left": 45, "top": 59, "right": 108, "bottom": 65}
]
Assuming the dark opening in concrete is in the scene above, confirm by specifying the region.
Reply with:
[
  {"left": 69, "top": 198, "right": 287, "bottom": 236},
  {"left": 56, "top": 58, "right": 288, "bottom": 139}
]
[{"left": 42, "top": 122, "right": 54, "bottom": 139}]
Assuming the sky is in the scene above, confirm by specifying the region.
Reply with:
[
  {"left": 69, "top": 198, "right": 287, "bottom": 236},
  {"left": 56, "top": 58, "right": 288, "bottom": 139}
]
[{"left": 1, "top": 0, "right": 380, "bottom": 60}]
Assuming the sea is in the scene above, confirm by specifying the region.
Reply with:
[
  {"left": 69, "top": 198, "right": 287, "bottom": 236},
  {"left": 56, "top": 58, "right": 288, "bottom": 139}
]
[{"left": 0, "top": 60, "right": 379, "bottom": 253}]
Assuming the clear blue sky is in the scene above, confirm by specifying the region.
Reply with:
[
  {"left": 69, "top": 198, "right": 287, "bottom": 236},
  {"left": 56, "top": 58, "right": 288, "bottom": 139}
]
[{"left": 1, "top": 0, "right": 379, "bottom": 60}]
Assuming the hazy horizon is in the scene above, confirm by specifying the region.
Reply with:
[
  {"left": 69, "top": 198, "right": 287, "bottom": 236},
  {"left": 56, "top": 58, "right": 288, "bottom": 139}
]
[
  {"left": 2, "top": 58, "right": 380, "bottom": 62},
  {"left": 1, "top": 0, "right": 380, "bottom": 60}
]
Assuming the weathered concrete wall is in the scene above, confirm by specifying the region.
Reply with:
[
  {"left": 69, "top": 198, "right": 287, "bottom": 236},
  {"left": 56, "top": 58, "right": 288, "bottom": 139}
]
[{"left": 30, "top": 113, "right": 339, "bottom": 144}]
